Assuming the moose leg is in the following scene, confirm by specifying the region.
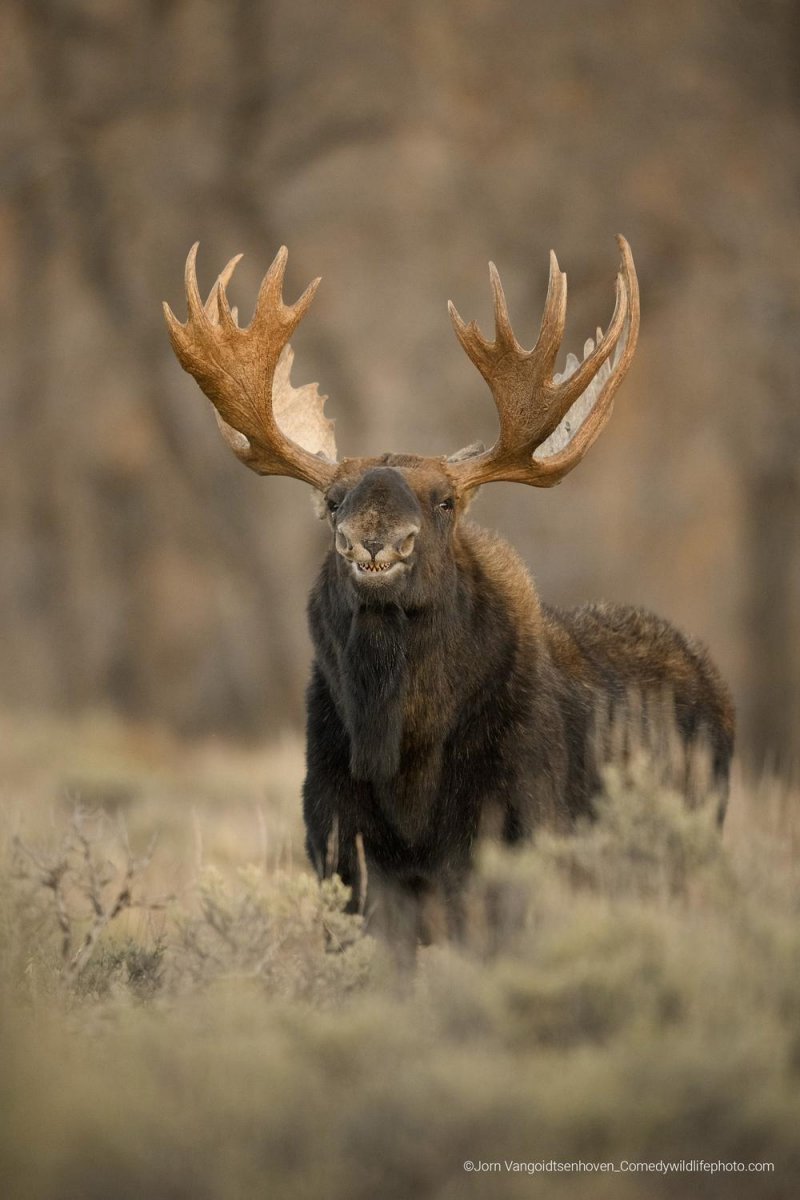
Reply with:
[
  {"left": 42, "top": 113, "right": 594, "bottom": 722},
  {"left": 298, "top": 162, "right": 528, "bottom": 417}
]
[
  {"left": 364, "top": 874, "right": 421, "bottom": 971},
  {"left": 302, "top": 769, "right": 363, "bottom": 912}
]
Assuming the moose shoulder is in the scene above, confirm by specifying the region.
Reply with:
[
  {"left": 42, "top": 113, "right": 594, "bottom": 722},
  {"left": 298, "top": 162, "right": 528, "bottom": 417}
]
[{"left": 165, "top": 238, "right": 734, "bottom": 946}]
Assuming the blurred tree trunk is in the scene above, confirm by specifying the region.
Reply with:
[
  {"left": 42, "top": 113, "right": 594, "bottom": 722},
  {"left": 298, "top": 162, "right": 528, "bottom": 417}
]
[
  {"left": 741, "top": 279, "right": 800, "bottom": 768},
  {"left": 1, "top": 0, "right": 799, "bottom": 755},
  {"left": 744, "top": 463, "right": 800, "bottom": 766},
  {"left": 1, "top": 0, "right": 324, "bottom": 735}
]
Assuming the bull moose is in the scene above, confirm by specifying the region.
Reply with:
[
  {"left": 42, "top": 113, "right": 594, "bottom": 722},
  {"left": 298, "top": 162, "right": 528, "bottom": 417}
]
[{"left": 164, "top": 237, "right": 734, "bottom": 944}]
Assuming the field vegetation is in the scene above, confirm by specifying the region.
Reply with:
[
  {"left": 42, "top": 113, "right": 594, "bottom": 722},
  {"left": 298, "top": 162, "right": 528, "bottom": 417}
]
[{"left": 0, "top": 711, "right": 798, "bottom": 1199}]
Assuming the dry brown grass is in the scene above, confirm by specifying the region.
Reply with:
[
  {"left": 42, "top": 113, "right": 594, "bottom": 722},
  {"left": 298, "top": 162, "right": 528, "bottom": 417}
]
[{"left": 1, "top": 709, "right": 798, "bottom": 1200}]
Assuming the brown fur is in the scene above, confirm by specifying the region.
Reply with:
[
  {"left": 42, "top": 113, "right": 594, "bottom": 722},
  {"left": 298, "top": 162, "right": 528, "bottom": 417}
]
[{"left": 302, "top": 458, "right": 735, "bottom": 950}]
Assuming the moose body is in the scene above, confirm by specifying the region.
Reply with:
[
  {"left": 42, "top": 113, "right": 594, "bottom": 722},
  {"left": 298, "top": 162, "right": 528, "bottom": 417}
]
[
  {"left": 165, "top": 237, "right": 734, "bottom": 944},
  {"left": 302, "top": 463, "right": 733, "bottom": 938}
]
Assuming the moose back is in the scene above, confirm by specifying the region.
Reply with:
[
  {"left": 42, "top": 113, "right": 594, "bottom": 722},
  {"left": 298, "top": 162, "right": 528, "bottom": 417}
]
[{"left": 165, "top": 238, "right": 734, "bottom": 944}]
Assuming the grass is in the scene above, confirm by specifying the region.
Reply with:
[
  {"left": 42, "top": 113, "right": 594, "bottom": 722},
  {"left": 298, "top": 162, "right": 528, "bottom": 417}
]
[{"left": 0, "top": 710, "right": 798, "bottom": 1199}]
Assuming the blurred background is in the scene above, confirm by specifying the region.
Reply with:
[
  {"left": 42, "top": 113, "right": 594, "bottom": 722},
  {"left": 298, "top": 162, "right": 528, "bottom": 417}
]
[{"left": 1, "top": 0, "right": 798, "bottom": 767}]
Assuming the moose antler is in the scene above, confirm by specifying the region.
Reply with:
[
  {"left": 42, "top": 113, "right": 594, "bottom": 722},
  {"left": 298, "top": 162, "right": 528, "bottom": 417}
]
[
  {"left": 446, "top": 235, "right": 639, "bottom": 488},
  {"left": 163, "top": 245, "right": 338, "bottom": 490}
]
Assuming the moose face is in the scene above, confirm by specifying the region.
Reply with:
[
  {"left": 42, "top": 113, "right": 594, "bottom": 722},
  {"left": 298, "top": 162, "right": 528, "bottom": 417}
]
[{"left": 321, "top": 459, "right": 463, "bottom": 602}]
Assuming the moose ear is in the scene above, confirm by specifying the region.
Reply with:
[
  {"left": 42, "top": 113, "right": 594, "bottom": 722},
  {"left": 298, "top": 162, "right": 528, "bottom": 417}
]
[
  {"left": 447, "top": 443, "right": 485, "bottom": 510},
  {"left": 446, "top": 441, "right": 486, "bottom": 463},
  {"left": 446, "top": 443, "right": 485, "bottom": 510},
  {"left": 310, "top": 490, "right": 329, "bottom": 520}
]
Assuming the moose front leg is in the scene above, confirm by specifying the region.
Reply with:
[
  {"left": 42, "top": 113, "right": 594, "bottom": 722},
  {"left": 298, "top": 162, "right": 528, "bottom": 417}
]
[
  {"left": 302, "top": 675, "right": 375, "bottom": 915},
  {"left": 302, "top": 778, "right": 364, "bottom": 911}
]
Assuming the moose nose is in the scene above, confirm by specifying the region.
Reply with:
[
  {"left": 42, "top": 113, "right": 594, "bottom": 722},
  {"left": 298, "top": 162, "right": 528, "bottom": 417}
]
[
  {"left": 363, "top": 525, "right": 419, "bottom": 560},
  {"left": 335, "top": 522, "right": 419, "bottom": 562},
  {"left": 394, "top": 524, "right": 419, "bottom": 558}
]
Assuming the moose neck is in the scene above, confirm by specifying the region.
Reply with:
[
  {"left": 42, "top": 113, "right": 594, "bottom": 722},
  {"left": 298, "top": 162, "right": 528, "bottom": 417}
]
[
  {"left": 322, "top": 547, "right": 463, "bottom": 786},
  {"left": 342, "top": 605, "right": 409, "bottom": 782}
]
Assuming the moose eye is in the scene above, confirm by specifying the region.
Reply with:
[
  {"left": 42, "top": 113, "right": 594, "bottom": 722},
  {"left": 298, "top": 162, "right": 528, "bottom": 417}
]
[{"left": 437, "top": 497, "right": 455, "bottom": 513}]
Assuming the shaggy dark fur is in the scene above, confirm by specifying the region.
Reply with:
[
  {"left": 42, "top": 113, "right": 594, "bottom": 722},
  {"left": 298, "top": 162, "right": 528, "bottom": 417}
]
[{"left": 302, "top": 459, "right": 734, "bottom": 946}]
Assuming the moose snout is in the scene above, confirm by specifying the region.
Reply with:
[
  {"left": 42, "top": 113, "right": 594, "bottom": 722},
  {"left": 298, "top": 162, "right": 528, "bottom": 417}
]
[{"left": 336, "top": 521, "right": 419, "bottom": 564}]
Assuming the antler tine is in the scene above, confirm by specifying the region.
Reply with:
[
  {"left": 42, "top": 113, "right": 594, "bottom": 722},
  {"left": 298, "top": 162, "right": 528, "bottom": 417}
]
[
  {"left": 204, "top": 253, "right": 242, "bottom": 327},
  {"left": 446, "top": 237, "right": 640, "bottom": 490},
  {"left": 214, "top": 276, "right": 238, "bottom": 331},
  {"left": 530, "top": 250, "right": 568, "bottom": 374},
  {"left": 164, "top": 243, "right": 338, "bottom": 490},
  {"left": 288, "top": 274, "right": 322, "bottom": 328},
  {"left": 448, "top": 260, "right": 541, "bottom": 380},
  {"left": 183, "top": 241, "right": 204, "bottom": 321},
  {"left": 166, "top": 246, "right": 245, "bottom": 337},
  {"left": 448, "top": 301, "right": 493, "bottom": 383},
  {"left": 252, "top": 246, "right": 322, "bottom": 336},
  {"left": 528, "top": 267, "right": 629, "bottom": 451},
  {"left": 488, "top": 262, "right": 519, "bottom": 350},
  {"left": 552, "top": 268, "right": 626, "bottom": 408},
  {"left": 253, "top": 245, "right": 289, "bottom": 324}
]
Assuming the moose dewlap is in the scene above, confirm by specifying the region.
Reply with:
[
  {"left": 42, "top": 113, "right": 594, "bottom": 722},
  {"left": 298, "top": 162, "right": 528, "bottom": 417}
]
[{"left": 165, "top": 238, "right": 734, "bottom": 949}]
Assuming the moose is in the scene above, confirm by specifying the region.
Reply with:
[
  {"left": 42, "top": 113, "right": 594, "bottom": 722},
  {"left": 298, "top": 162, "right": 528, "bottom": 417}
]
[{"left": 164, "top": 237, "right": 734, "bottom": 945}]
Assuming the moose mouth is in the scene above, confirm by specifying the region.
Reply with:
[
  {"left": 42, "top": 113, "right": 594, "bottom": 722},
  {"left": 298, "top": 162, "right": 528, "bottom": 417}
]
[{"left": 350, "top": 560, "right": 407, "bottom": 583}]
